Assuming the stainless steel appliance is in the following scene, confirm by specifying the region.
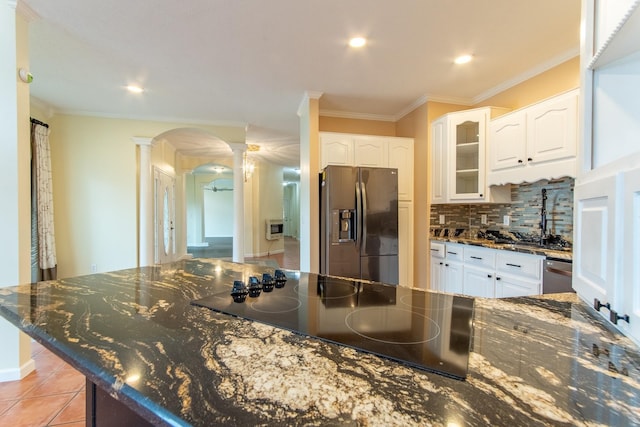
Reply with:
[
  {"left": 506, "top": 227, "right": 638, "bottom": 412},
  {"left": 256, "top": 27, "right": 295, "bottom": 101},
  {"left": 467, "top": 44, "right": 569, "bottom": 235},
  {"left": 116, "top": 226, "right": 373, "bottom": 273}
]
[
  {"left": 543, "top": 259, "right": 574, "bottom": 294},
  {"left": 319, "top": 166, "right": 399, "bottom": 285}
]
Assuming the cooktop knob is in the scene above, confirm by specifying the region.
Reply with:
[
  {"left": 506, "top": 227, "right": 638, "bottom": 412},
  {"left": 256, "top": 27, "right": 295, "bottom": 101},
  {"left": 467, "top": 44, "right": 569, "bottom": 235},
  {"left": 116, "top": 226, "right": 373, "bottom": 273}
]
[
  {"left": 248, "top": 276, "right": 262, "bottom": 297},
  {"left": 230, "top": 280, "right": 248, "bottom": 303},
  {"left": 262, "top": 273, "right": 275, "bottom": 292},
  {"left": 274, "top": 269, "right": 287, "bottom": 288}
]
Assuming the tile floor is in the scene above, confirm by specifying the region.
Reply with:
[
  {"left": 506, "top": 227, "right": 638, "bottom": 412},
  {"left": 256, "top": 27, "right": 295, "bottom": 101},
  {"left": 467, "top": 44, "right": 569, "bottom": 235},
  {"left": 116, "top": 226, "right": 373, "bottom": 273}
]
[
  {"left": 0, "top": 341, "right": 85, "bottom": 427},
  {"left": 0, "top": 237, "right": 300, "bottom": 426}
]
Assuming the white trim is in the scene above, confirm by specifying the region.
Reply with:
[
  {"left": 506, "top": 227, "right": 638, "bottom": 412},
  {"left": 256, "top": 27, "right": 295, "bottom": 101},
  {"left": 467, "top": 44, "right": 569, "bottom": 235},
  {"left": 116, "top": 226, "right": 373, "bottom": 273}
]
[
  {"left": 297, "top": 91, "right": 323, "bottom": 117},
  {"left": 319, "top": 109, "right": 397, "bottom": 122},
  {"left": 15, "top": 0, "right": 39, "bottom": 21},
  {"left": 0, "top": 357, "right": 34, "bottom": 382},
  {"left": 44, "top": 108, "right": 249, "bottom": 129}
]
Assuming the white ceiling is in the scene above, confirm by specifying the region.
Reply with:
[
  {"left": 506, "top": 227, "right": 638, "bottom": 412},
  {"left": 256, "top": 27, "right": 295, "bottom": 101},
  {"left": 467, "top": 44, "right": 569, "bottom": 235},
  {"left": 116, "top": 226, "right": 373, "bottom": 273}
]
[{"left": 22, "top": 0, "right": 581, "bottom": 168}]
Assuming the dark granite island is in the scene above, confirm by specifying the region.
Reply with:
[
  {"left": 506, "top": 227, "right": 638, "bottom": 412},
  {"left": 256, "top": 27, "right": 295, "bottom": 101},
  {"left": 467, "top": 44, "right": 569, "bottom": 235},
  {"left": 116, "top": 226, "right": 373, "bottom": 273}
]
[{"left": 0, "top": 258, "right": 639, "bottom": 426}]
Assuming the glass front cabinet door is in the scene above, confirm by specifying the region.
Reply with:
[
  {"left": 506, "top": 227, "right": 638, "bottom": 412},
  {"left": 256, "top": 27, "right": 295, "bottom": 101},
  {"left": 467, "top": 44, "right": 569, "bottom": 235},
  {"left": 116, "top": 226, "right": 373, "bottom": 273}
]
[{"left": 449, "top": 110, "right": 487, "bottom": 200}]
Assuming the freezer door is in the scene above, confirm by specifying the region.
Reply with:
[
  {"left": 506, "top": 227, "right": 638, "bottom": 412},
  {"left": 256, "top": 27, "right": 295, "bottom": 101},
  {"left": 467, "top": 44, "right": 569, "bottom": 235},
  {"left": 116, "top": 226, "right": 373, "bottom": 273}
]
[
  {"left": 361, "top": 255, "right": 399, "bottom": 285},
  {"left": 359, "top": 168, "right": 399, "bottom": 257},
  {"left": 320, "top": 166, "right": 360, "bottom": 279}
]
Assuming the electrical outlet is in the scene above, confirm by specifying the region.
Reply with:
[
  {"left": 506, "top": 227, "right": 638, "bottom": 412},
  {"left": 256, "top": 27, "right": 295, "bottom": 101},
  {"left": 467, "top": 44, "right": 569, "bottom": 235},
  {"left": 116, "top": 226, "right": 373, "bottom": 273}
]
[
  {"left": 439, "top": 215, "right": 445, "bottom": 225},
  {"left": 503, "top": 215, "right": 510, "bottom": 226},
  {"left": 91, "top": 264, "right": 97, "bottom": 273},
  {"left": 481, "top": 214, "right": 487, "bottom": 225}
]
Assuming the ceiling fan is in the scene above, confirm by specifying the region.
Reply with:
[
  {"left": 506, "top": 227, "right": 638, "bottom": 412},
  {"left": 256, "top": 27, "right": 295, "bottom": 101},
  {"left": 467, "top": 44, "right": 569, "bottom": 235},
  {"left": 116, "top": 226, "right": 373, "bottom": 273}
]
[{"left": 205, "top": 185, "right": 233, "bottom": 192}]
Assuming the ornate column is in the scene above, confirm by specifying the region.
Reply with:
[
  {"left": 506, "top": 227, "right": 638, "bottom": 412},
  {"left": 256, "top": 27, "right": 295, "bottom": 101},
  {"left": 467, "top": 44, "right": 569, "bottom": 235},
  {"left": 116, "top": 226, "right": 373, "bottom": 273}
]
[
  {"left": 228, "top": 143, "right": 247, "bottom": 263},
  {"left": 133, "top": 137, "right": 154, "bottom": 267}
]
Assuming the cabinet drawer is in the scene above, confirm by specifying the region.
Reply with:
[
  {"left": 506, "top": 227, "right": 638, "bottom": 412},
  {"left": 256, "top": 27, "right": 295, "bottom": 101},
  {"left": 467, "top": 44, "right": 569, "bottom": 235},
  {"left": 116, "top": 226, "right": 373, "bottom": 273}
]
[
  {"left": 430, "top": 242, "right": 445, "bottom": 259},
  {"left": 463, "top": 246, "right": 495, "bottom": 269},
  {"left": 445, "top": 243, "right": 464, "bottom": 261},
  {"left": 496, "top": 252, "right": 543, "bottom": 281}
]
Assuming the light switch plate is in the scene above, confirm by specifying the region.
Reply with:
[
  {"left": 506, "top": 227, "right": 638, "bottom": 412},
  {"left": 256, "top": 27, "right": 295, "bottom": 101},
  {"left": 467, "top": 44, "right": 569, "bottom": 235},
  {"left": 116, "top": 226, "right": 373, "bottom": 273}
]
[
  {"left": 481, "top": 214, "right": 487, "bottom": 225},
  {"left": 439, "top": 214, "right": 445, "bottom": 225},
  {"left": 503, "top": 215, "right": 510, "bottom": 226}
]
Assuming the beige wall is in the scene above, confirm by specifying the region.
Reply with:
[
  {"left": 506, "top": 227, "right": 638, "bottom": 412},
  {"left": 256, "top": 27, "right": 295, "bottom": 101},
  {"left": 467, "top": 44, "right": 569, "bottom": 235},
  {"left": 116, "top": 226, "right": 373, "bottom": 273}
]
[
  {"left": 253, "top": 161, "right": 285, "bottom": 257},
  {"left": 47, "top": 114, "right": 245, "bottom": 278},
  {"left": 473, "top": 56, "right": 580, "bottom": 110},
  {"left": 319, "top": 116, "right": 396, "bottom": 136}
]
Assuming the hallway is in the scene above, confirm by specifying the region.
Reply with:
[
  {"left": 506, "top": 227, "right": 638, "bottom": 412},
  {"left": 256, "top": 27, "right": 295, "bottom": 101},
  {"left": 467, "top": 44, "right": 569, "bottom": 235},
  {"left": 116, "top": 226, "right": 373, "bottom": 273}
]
[{"left": 188, "top": 236, "right": 300, "bottom": 271}]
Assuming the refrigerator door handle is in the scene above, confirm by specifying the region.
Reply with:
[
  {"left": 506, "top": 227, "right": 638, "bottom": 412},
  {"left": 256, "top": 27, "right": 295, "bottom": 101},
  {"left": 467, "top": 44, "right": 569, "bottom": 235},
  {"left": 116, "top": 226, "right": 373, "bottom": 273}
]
[
  {"left": 355, "top": 181, "right": 362, "bottom": 248},
  {"left": 361, "top": 180, "right": 367, "bottom": 252}
]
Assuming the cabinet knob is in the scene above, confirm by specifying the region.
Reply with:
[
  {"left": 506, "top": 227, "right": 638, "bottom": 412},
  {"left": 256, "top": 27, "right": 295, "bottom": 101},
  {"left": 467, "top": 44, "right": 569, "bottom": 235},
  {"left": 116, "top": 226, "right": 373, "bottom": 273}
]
[
  {"left": 517, "top": 159, "right": 523, "bottom": 164},
  {"left": 445, "top": 264, "right": 449, "bottom": 267},
  {"left": 594, "top": 298, "right": 610, "bottom": 312},
  {"left": 487, "top": 274, "right": 492, "bottom": 278},
  {"left": 479, "top": 193, "right": 483, "bottom": 197},
  {"left": 496, "top": 276, "right": 501, "bottom": 281},
  {"left": 439, "top": 262, "right": 443, "bottom": 265},
  {"left": 527, "top": 157, "right": 533, "bottom": 162},
  {"left": 609, "top": 310, "right": 630, "bottom": 325}
]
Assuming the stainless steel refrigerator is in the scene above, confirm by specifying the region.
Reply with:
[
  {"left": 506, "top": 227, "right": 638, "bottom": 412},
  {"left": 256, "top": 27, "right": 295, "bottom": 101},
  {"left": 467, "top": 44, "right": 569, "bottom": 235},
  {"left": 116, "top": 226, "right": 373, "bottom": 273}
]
[{"left": 320, "top": 165, "right": 399, "bottom": 285}]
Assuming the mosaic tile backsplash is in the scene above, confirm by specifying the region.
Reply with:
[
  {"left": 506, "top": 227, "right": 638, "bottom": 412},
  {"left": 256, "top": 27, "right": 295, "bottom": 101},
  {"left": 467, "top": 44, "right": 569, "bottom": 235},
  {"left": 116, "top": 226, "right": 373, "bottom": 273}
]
[{"left": 430, "top": 177, "right": 574, "bottom": 245}]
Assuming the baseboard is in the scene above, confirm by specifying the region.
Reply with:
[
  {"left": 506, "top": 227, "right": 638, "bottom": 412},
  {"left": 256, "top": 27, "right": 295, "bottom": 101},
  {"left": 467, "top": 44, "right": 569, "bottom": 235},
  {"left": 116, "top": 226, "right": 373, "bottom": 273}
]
[
  {"left": 249, "top": 248, "right": 284, "bottom": 258},
  {"left": 0, "top": 357, "right": 35, "bottom": 382}
]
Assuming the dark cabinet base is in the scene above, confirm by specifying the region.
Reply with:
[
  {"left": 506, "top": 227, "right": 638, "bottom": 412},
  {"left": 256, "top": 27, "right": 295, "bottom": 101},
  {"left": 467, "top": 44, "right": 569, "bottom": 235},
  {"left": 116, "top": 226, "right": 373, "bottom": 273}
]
[{"left": 86, "top": 379, "right": 154, "bottom": 427}]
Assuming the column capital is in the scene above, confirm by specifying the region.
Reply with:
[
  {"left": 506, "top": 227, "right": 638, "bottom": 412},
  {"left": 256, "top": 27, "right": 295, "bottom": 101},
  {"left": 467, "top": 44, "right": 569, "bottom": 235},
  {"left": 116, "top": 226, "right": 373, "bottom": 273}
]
[
  {"left": 132, "top": 137, "right": 153, "bottom": 147},
  {"left": 227, "top": 142, "right": 248, "bottom": 152}
]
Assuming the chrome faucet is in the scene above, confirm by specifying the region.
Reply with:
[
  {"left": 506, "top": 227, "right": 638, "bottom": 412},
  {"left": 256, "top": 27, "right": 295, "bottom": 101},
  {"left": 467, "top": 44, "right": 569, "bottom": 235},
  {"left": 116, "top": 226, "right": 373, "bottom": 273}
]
[{"left": 540, "top": 188, "right": 548, "bottom": 246}]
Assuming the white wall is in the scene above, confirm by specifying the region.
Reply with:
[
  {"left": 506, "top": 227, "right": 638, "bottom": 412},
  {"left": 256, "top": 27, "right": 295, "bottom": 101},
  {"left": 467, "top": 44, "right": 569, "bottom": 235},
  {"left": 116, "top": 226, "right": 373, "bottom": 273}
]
[{"left": 203, "top": 178, "right": 234, "bottom": 237}]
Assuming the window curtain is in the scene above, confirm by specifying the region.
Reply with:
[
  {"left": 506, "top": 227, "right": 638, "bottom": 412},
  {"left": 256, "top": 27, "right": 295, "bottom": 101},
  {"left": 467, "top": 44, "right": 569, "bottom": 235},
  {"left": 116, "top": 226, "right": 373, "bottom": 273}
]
[{"left": 31, "top": 119, "right": 57, "bottom": 281}]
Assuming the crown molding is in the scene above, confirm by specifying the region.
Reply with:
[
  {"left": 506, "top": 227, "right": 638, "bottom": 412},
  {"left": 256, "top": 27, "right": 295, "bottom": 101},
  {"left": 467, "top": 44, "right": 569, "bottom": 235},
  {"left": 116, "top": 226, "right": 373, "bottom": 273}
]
[
  {"left": 50, "top": 107, "right": 248, "bottom": 129},
  {"left": 297, "top": 90, "right": 323, "bottom": 117},
  {"left": 472, "top": 48, "right": 580, "bottom": 104},
  {"left": 15, "top": 0, "right": 40, "bottom": 21},
  {"left": 319, "top": 109, "right": 397, "bottom": 122}
]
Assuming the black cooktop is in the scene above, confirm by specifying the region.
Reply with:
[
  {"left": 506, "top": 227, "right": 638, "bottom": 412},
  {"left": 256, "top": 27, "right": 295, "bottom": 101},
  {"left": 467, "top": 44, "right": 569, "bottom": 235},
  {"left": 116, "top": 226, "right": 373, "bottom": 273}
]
[{"left": 192, "top": 271, "right": 475, "bottom": 380}]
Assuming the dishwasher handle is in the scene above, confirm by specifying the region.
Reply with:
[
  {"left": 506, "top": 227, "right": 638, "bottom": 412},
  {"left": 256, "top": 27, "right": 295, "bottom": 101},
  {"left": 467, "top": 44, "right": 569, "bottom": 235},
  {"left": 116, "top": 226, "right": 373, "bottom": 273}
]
[{"left": 546, "top": 266, "right": 572, "bottom": 277}]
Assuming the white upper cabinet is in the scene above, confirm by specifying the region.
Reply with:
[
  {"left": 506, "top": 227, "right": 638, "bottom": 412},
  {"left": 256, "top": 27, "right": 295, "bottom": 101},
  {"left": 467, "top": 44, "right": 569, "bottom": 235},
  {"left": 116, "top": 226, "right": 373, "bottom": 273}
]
[
  {"left": 589, "top": 0, "right": 640, "bottom": 69},
  {"left": 487, "top": 89, "right": 579, "bottom": 185},
  {"left": 354, "top": 137, "right": 386, "bottom": 167},
  {"left": 387, "top": 138, "right": 414, "bottom": 202},
  {"left": 430, "top": 116, "right": 448, "bottom": 204},
  {"left": 488, "top": 112, "right": 526, "bottom": 172},
  {"left": 320, "top": 134, "right": 354, "bottom": 167},
  {"left": 319, "top": 132, "right": 414, "bottom": 201},
  {"left": 431, "top": 107, "right": 510, "bottom": 204},
  {"left": 575, "top": 1, "right": 640, "bottom": 346}
]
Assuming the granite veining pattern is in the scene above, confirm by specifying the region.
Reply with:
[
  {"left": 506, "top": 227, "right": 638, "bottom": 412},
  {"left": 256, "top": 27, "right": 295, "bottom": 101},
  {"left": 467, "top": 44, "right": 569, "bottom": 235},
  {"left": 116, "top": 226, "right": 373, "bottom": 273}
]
[{"left": 0, "top": 259, "right": 638, "bottom": 426}]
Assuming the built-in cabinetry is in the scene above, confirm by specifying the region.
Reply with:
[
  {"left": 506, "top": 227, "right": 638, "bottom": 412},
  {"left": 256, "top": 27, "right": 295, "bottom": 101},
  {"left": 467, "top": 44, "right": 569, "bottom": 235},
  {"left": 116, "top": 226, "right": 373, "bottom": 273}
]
[
  {"left": 574, "top": 0, "right": 640, "bottom": 346},
  {"left": 320, "top": 132, "right": 414, "bottom": 287},
  {"left": 487, "top": 89, "right": 579, "bottom": 185},
  {"left": 430, "top": 242, "right": 543, "bottom": 298},
  {"left": 431, "top": 107, "right": 511, "bottom": 204}
]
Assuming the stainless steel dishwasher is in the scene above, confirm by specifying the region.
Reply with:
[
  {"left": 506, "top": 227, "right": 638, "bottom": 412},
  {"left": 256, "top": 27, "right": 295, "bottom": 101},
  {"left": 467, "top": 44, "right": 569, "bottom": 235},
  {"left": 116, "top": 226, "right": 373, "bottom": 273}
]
[{"left": 542, "top": 259, "right": 574, "bottom": 294}]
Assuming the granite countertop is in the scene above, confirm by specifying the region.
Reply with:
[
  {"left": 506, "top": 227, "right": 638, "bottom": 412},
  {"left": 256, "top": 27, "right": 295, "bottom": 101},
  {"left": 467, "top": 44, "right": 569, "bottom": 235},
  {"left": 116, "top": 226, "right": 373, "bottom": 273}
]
[
  {"left": 0, "top": 259, "right": 638, "bottom": 426},
  {"left": 431, "top": 236, "right": 573, "bottom": 261}
]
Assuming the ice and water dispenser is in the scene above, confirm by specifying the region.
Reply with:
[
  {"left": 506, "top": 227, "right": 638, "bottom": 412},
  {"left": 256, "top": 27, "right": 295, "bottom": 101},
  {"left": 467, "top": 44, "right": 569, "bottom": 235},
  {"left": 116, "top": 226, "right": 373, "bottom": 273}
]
[{"left": 331, "top": 209, "right": 356, "bottom": 243}]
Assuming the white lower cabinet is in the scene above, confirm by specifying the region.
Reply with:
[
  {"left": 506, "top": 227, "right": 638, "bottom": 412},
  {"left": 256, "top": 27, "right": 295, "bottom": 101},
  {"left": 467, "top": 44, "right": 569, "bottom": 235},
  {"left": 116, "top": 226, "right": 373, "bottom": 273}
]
[
  {"left": 495, "top": 276, "right": 541, "bottom": 298},
  {"left": 463, "top": 265, "right": 495, "bottom": 298},
  {"left": 429, "top": 242, "right": 543, "bottom": 298},
  {"left": 495, "top": 251, "right": 543, "bottom": 297}
]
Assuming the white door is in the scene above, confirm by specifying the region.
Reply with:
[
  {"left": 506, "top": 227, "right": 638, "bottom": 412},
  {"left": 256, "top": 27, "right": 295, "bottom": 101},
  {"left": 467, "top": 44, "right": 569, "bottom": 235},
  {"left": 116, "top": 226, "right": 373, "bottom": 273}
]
[
  {"left": 488, "top": 112, "right": 526, "bottom": 172},
  {"left": 155, "top": 168, "right": 176, "bottom": 264},
  {"left": 526, "top": 91, "right": 577, "bottom": 164}
]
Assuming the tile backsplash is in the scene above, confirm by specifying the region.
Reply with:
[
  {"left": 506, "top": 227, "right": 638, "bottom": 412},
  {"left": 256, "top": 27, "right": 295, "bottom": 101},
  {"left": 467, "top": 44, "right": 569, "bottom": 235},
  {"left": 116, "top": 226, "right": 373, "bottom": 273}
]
[{"left": 430, "top": 177, "right": 574, "bottom": 244}]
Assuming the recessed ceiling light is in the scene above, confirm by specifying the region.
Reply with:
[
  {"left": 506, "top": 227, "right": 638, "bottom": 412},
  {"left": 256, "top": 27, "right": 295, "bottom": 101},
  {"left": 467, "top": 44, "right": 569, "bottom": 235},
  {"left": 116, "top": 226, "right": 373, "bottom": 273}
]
[
  {"left": 349, "top": 37, "right": 367, "bottom": 48},
  {"left": 454, "top": 54, "right": 473, "bottom": 65},
  {"left": 126, "top": 84, "right": 144, "bottom": 93}
]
